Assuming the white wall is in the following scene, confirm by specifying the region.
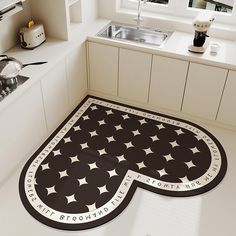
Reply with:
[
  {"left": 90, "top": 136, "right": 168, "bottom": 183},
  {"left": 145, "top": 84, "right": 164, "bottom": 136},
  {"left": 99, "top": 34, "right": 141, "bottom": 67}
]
[
  {"left": 0, "top": 1, "right": 31, "bottom": 54},
  {"left": 82, "top": 0, "right": 98, "bottom": 26},
  {"left": 0, "top": 0, "right": 98, "bottom": 53}
]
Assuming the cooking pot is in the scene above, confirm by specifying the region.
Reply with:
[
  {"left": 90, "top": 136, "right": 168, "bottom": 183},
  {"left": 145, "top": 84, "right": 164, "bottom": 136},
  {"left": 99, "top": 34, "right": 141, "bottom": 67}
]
[{"left": 0, "top": 55, "right": 47, "bottom": 79}]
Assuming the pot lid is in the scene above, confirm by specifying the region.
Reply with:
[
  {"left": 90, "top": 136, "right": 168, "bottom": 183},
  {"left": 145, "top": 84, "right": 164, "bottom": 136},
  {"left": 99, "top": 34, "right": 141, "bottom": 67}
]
[{"left": 0, "top": 60, "right": 22, "bottom": 79}]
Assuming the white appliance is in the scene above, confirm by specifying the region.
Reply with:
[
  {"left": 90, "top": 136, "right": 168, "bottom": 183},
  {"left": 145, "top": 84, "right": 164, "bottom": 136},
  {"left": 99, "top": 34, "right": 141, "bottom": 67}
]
[{"left": 19, "top": 23, "right": 46, "bottom": 49}]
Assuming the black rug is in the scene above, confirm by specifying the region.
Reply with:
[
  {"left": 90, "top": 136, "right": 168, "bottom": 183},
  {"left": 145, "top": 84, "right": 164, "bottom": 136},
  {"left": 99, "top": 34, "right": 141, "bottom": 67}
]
[{"left": 19, "top": 96, "right": 227, "bottom": 230}]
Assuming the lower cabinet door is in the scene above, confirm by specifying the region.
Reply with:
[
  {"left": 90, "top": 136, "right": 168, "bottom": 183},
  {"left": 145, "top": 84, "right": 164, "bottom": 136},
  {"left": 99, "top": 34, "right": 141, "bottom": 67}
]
[
  {"left": 119, "top": 48, "right": 152, "bottom": 103},
  {"left": 41, "top": 59, "right": 69, "bottom": 133},
  {"left": 66, "top": 43, "right": 87, "bottom": 109},
  {"left": 182, "top": 62, "right": 227, "bottom": 120},
  {"left": 149, "top": 55, "right": 189, "bottom": 111},
  {"left": 0, "top": 82, "right": 47, "bottom": 184},
  {"left": 88, "top": 42, "right": 118, "bottom": 96},
  {"left": 217, "top": 70, "right": 236, "bottom": 126}
]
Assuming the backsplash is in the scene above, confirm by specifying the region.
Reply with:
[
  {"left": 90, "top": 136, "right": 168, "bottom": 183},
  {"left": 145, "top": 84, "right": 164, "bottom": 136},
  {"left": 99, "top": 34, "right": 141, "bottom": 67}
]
[{"left": 0, "top": 1, "right": 31, "bottom": 54}]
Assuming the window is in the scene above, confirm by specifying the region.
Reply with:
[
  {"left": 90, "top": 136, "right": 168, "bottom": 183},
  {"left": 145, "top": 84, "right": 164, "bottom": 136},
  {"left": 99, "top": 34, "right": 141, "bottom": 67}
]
[
  {"left": 189, "top": 0, "right": 234, "bottom": 13},
  {"left": 121, "top": 0, "right": 236, "bottom": 26}
]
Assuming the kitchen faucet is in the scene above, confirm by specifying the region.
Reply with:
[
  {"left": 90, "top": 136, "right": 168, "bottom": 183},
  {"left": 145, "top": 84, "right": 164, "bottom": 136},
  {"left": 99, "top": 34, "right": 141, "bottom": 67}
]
[{"left": 134, "top": 0, "right": 147, "bottom": 29}]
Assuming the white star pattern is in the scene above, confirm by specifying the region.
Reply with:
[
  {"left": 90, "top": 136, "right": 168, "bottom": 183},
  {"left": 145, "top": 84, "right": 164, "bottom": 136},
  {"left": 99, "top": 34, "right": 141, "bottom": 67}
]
[
  {"left": 108, "top": 169, "right": 118, "bottom": 178},
  {"left": 106, "top": 110, "right": 113, "bottom": 115},
  {"left": 89, "top": 131, "right": 98, "bottom": 137},
  {"left": 78, "top": 177, "right": 87, "bottom": 186},
  {"left": 98, "top": 120, "right": 106, "bottom": 125},
  {"left": 170, "top": 141, "right": 179, "bottom": 148},
  {"left": 175, "top": 129, "right": 184, "bottom": 135},
  {"left": 98, "top": 185, "right": 109, "bottom": 195},
  {"left": 41, "top": 163, "right": 50, "bottom": 171},
  {"left": 59, "top": 170, "right": 68, "bottom": 179},
  {"left": 191, "top": 147, "right": 200, "bottom": 154},
  {"left": 164, "top": 154, "right": 174, "bottom": 162},
  {"left": 88, "top": 162, "right": 98, "bottom": 170},
  {"left": 86, "top": 203, "right": 97, "bottom": 212},
  {"left": 125, "top": 142, "right": 134, "bottom": 149},
  {"left": 185, "top": 160, "right": 196, "bottom": 169},
  {"left": 115, "top": 125, "right": 123, "bottom": 131},
  {"left": 73, "top": 125, "right": 81, "bottom": 131},
  {"left": 122, "top": 114, "right": 130, "bottom": 120},
  {"left": 81, "top": 142, "right": 89, "bottom": 150},
  {"left": 91, "top": 105, "right": 98, "bottom": 111},
  {"left": 46, "top": 186, "right": 57, "bottom": 195},
  {"left": 139, "top": 119, "right": 147, "bottom": 125},
  {"left": 107, "top": 136, "right": 115, "bottom": 143},
  {"left": 66, "top": 194, "right": 77, "bottom": 204},
  {"left": 143, "top": 148, "right": 153, "bottom": 155},
  {"left": 70, "top": 155, "right": 79, "bottom": 163},
  {"left": 98, "top": 149, "right": 107, "bottom": 156},
  {"left": 64, "top": 137, "right": 72, "bottom": 143},
  {"left": 132, "top": 130, "right": 140, "bottom": 136},
  {"left": 34, "top": 178, "right": 38, "bottom": 185},
  {"left": 53, "top": 150, "right": 61, "bottom": 157},
  {"left": 137, "top": 161, "right": 146, "bottom": 169},
  {"left": 117, "top": 155, "right": 126, "bottom": 163},
  {"left": 151, "top": 135, "right": 159, "bottom": 142},
  {"left": 157, "top": 124, "right": 165, "bottom": 130},
  {"left": 180, "top": 176, "right": 189, "bottom": 183},
  {"left": 195, "top": 135, "right": 202, "bottom": 141},
  {"left": 158, "top": 168, "right": 168, "bottom": 177},
  {"left": 82, "top": 115, "right": 90, "bottom": 121}
]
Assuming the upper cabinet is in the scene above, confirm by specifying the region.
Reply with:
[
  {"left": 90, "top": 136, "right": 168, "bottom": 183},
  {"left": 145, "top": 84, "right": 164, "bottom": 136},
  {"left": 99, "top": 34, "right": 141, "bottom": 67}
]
[
  {"left": 182, "top": 63, "right": 227, "bottom": 120},
  {"left": 149, "top": 55, "right": 189, "bottom": 112},
  {"left": 217, "top": 70, "right": 236, "bottom": 126}
]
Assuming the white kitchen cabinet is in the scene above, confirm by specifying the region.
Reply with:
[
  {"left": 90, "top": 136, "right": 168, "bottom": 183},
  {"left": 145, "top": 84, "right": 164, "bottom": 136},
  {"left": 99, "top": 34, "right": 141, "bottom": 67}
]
[
  {"left": 119, "top": 48, "right": 152, "bottom": 103},
  {"left": 66, "top": 43, "right": 87, "bottom": 109},
  {"left": 0, "top": 82, "right": 47, "bottom": 184},
  {"left": 88, "top": 42, "right": 118, "bottom": 96},
  {"left": 41, "top": 59, "right": 69, "bottom": 133},
  {"left": 217, "top": 70, "right": 236, "bottom": 126},
  {"left": 149, "top": 55, "right": 189, "bottom": 111},
  {"left": 182, "top": 63, "right": 227, "bottom": 120}
]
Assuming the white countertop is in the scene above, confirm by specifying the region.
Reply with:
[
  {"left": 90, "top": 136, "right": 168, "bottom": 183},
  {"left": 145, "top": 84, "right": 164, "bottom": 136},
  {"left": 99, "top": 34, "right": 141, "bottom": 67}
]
[
  {"left": 88, "top": 27, "right": 236, "bottom": 71},
  {"left": 1, "top": 18, "right": 236, "bottom": 113},
  {"left": 0, "top": 18, "right": 110, "bottom": 113}
]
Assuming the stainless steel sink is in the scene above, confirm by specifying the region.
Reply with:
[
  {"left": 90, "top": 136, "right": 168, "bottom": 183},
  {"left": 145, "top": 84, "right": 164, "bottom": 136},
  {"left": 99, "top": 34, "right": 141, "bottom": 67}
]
[{"left": 97, "top": 23, "right": 173, "bottom": 48}]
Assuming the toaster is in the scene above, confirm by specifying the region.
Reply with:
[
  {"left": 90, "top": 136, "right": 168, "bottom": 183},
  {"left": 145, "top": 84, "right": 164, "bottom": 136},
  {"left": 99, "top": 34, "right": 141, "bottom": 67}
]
[{"left": 19, "top": 23, "right": 46, "bottom": 49}]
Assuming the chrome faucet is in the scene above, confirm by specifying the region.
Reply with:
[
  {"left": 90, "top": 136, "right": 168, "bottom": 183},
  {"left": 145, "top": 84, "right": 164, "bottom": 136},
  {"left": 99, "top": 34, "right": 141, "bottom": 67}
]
[{"left": 134, "top": 0, "right": 147, "bottom": 29}]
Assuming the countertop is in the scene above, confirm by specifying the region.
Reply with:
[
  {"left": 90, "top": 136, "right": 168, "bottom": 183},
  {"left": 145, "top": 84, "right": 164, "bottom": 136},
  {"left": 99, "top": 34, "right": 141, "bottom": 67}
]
[
  {"left": 88, "top": 26, "right": 236, "bottom": 71},
  {"left": 1, "top": 18, "right": 236, "bottom": 113}
]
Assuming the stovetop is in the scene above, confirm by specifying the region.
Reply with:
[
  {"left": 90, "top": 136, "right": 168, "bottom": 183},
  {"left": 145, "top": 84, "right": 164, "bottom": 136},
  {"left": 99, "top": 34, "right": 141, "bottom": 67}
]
[{"left": 0, "top": 75, "right": 29, "bottom": 102}]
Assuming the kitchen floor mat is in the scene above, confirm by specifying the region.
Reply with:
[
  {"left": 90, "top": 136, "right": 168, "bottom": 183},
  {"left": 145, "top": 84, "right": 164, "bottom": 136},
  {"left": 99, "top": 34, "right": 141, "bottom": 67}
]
[{"left": 19, "top": 96, "right": 227, "bottom": 230}]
